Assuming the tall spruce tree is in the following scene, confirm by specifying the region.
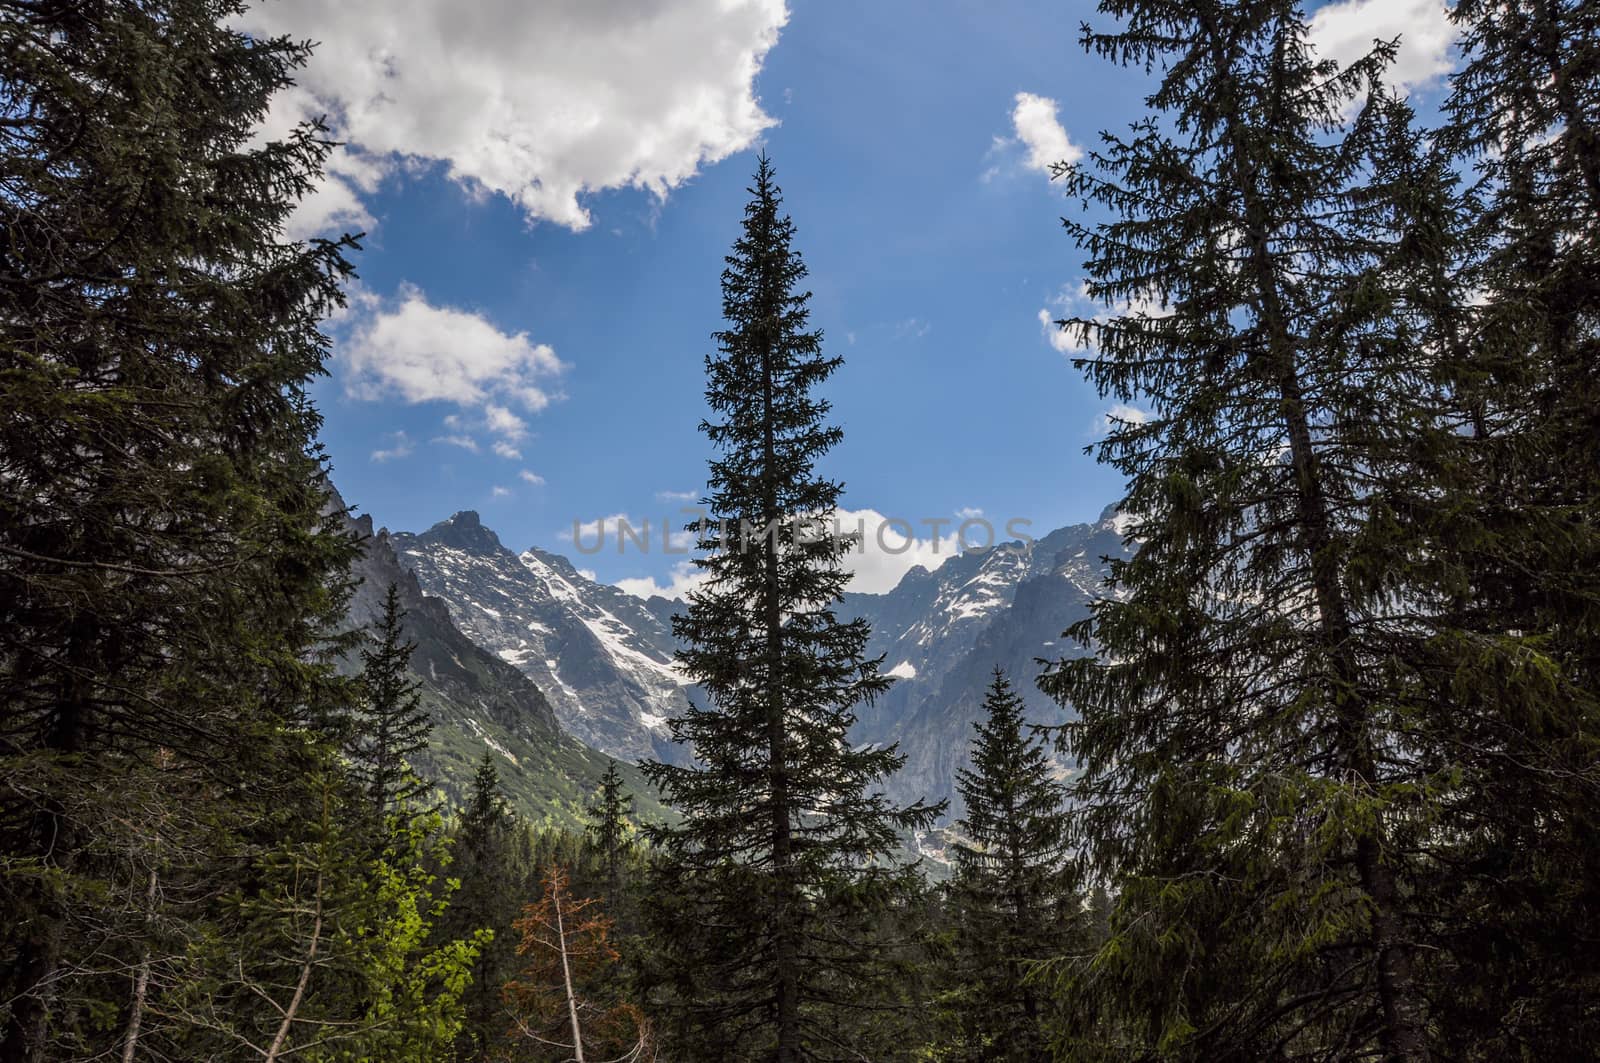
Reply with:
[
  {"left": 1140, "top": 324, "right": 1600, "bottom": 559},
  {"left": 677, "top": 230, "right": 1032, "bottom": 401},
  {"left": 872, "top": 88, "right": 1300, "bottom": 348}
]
[
  {"left": 351, "top": 584, "right": 434, "bottom": 815},
  {"left": 0, "top": 2, "right": 359, "bottom": 1058},
  {"left": 1412, "top": 1, "right": 1600, "bottom": 1052},
  {"left": 642, "top": 155, "right": 938, "bottom": 1061},
  {"left": 1037, "top": 4, "right": 1468, "bottom": 1058},
  {"left": 946, "top": 669, "right": 1072, "bottom": 1061}
]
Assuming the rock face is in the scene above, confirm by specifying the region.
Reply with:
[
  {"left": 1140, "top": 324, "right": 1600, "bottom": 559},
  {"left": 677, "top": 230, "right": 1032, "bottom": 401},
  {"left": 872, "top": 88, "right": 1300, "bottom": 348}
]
[
  {"left": 389, "top": 513, "right": 695, "bottom": 766},
  {"left": 335, "top": 495, "right": 664, "bottom": 824},
  {"left": 384, "top": 504, "right": 1132, "bottom": 821},
  {"left": 844, "top": 507, "right": 1135, "bottom": 817}
]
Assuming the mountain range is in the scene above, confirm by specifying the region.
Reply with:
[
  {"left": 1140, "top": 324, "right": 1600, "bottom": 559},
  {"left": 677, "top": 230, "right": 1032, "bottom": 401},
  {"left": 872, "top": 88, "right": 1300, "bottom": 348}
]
[
  {"left": 334, "top": 492, "right": 665, "bottom": 826},
  {"left": 342, "top": 498, "right": 1132, "bottom": 823}
]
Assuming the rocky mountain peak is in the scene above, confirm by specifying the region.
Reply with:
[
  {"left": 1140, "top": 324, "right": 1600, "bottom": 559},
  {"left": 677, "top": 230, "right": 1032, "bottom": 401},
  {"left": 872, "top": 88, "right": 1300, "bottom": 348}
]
[{"left": 417, "top": 509, "right": 506, "bottom": 555}]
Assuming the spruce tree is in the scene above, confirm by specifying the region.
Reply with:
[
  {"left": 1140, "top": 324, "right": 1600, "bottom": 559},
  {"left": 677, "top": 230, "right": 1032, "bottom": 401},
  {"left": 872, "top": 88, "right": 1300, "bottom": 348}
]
[
  {"left": 584, "top": 760, "right": 634, "bottom": 903},
  {"left": 1410, "top": 1, "right": 1600, "bottom": 1052},
  {"left": 1036, "top": 4, "right": 1465, "bottom": 1058},
  {"left": 946, "top": 669, "right": 1072, "bottom": 1061},
  {"left": 446, "top": 751, "right": 519, "bottom": 1061},
  {"left": 351, "top": 583, "right": 434, "bottom": 815},
  {"left": 642, "top": 155, "right": 939, "bottom": 1060},
  {"left": 0, "top": 2, "right": 359, "bottom": 1057}
]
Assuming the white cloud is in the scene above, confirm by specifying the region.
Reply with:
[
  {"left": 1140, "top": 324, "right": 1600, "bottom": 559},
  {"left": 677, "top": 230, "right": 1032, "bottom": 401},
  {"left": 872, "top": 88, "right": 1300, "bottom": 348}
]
[
  {"left": 562, "top": 513, "right": 637, "bottom": 546},
  {"left": 1038, "top": 282, "right": 1170, "bottom": 357},
  {"left": 1038, "top": 306, "right": 1087, "bottom": 356},
  {"left": 834, "top": 508, "right": 960, "bottom": 595},
  {"left": 484, "top": 403, "right": 532, "bottom": 440},
  {"left": 656, "top": 489, "right": 699, "bottom": 503},
  {"left": 238, "top": 0, "right": 787, "bottom": 232},
  {"left": 339, "top": 285, "right": 565, "bottom": 432},
  {"left": 492, "top": 440, "right": 523, "bottom": 460},
  {"left": 491, "top": 485, "right": 512, "bottom": 499},
  {"left": 615, "top": 560, "right": 705, "bottom": 602},
  {"left": 611, "top": 506, "right": 969, "bottom": 601},
  {"left": 250, "top": 85, "right": 387, "bottom": 241},
  {"left": 369, "top": 430, "right": 414, "bottom": 463},
  {"left": 955, "top": 506, "right": 984, "bottom": 520},
  {"left": 1011, "top": 92, "right": 1082, "bottom": 175},
  {"left": 433, "top": 434, "right": 481, "bottom": 453},
  {"left": 1097, "top": 403, "right": 1153, "bottom": 435},
  {"left": 1309, "top": 0, "right": 1454, "bottom": 92},
  {"left": 519, "top": 470, "right": 546, "bottom": 485}
]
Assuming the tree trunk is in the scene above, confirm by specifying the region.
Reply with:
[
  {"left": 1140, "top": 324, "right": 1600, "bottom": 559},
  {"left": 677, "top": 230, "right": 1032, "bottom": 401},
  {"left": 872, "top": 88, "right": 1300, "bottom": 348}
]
[
  {"left": 553, "top": 881, "right": 587, "bottom": 1063},
  {"left": 120, "top": 866, "right": 160, "bottom": 1063},
  {"left": 265, "top": 868, "right": 323, "bottom": 1063},
  {"left": 759, "top": 225, "right": 800, "bottom": 1063},
  {"left": 1202, "top": 16, "right": 1430, "bottom": 1059}
]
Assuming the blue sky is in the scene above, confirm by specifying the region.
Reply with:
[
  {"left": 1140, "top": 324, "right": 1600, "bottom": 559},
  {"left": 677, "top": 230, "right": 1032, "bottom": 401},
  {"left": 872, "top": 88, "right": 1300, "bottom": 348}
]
[{"left": 243, "top": 0, "right": 1455, "bottom": 596}]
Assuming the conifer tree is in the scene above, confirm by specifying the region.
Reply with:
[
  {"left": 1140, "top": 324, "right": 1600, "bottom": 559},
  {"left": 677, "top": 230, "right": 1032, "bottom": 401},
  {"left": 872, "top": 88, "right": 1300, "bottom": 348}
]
[
  {"left": 502, "top": 866, "right": 655, "bottom": 1063},
  {"left": 584, "top": 760, "right": 634, "bottom": 903},
  {"left": 447, "top": 752, "right": 520, "bottom": 1061},
  {"left": 166, "top": 767, "right": 486, "bottom": 1062},
  {"left": 352, "top": 584, "right": 434, "bottom": 815},
  {"left": 0, "top": 2, "right": 360, "bottom": 1057},
  {"left": 1408, "top": 1, "right": 1600, "bottom": 1052},
  {"left": 1036, "top": 4, "right": 1465, "bottom": 1058},
  {"left": 643, "top": 156, "right": 939, "bottom": 1060},
  {"left": 946, "top": 669, "right": 1071, "bottom": 1060}
]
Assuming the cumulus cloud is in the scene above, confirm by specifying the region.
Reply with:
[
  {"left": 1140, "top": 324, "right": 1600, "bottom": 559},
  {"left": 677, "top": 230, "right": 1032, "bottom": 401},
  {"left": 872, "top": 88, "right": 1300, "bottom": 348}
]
[
  {"left": 339, "top": 285, "right": 565, "bottom": 434},
  {"left": 833, "top": 507, "right": 963, "bottom": 594},
  {"left": 1038, "top": 306, "right": 1087, "bottom": 356},
  {"left": 1309, "top": 0, "right": 1454, "bottom": 91},
  {"left": 562, "top": 513, "right": 638, "bottom": 548},
  {"left": 615, "top": 561, "right": 705, "bottom": 602},
  {"left": 492, "top": 440, "right": 523, "bottom": 460},
  {"left": 656, "top": 489, "right": 700, "bottom": 503},
  {"left": 238, "top": 0, "right": 788, "bottom": 233},
  {"left": 369, "top": 430, "right": 414, "bottom": 463},
  {"left": 1038, "top": 282, "right": 1171, "bottom": 357},
  {"left": 610, "top": 506, "right": 996, "bottom": 601},
  {"left": 519, "top": 470, "right": 546, "bottom": 485},
  {"left": 1096, "top": 403, "right": 1153, "bottom": 436},
  {"left": 433, "top": 434, "right": 481, "bottom": 453},
  {"left": 491, "top": 485, "right": 512, "bottom": 499},
  {"left": 1011, "top": 92, "right": 1083, "bottom": 175}
]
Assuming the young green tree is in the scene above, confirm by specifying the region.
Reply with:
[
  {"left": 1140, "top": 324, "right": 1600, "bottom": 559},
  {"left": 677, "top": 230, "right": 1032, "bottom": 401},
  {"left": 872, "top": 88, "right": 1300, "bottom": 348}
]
[
  {"left": 445, "top": 752, "right": 521, "bottom": 1062},
  {"left": 166, "top": 766, "right": 486, "bottom": 1063},
  {"left": 351, "top": 584, "right": 434, "bottom": 816},
  {"left": 0, "top": 2, "right": 360, "bottom": 1057},
  {"left": 1036, "top": 4, "right": 1467, "bottom": 1058},
  {"left": 584, "top": 760, "right": 635, "bottom": 913},
  {"left": 945, "top": 669, "right": 1072, "bottom": 1060},
  {"left": 642, "top": 156, "right": 939, "bottom": 1060}
]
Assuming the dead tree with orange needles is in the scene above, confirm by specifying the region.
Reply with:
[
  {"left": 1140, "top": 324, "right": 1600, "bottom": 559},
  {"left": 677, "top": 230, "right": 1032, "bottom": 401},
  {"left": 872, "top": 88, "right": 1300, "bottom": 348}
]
[{"left": 499, "top": 866, "right": 654, "bottom": 1063}]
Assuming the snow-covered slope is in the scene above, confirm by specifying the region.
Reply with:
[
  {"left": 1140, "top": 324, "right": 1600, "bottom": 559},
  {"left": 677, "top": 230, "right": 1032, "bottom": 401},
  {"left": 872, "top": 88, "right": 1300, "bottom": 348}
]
[
  {"left": 390, "top": 512, "right": 694, "bottom": 764},
  {"left": 333, "top": 493, "right": 665, "bottom": 825},
  {"left": 842, "top": 506, "right": 1134, "bottom": 816},
  {"left": 387, "top": 504, "right": 1133, "bottom": 819}
]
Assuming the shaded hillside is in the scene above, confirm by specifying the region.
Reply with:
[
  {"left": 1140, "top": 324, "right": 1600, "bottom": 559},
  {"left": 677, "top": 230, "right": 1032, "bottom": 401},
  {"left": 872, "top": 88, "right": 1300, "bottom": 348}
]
[{"left": 337, "top": 498, "right": 667, "bottom": 826}]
